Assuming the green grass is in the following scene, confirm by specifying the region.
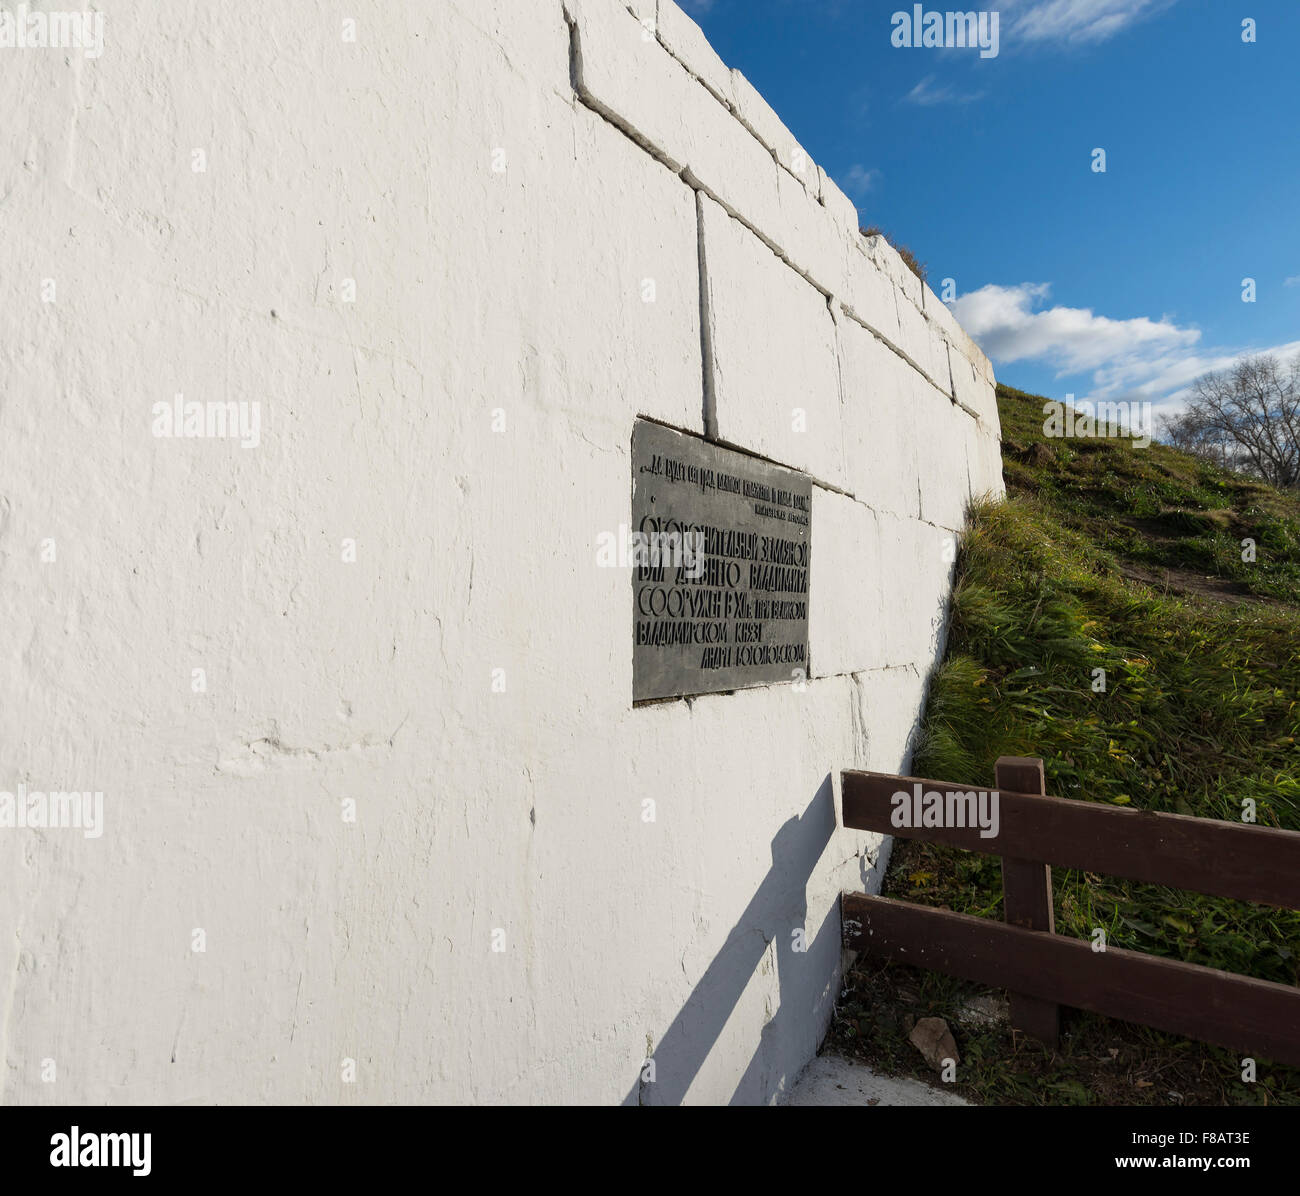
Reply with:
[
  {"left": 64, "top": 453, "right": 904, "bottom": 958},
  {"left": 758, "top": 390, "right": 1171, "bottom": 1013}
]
[
  {"left": 838, "top": 383, "right": 1300, "bottom": 1105},
  {"left": 997, "top": 383, "right": 1300, "bottom": 602}
]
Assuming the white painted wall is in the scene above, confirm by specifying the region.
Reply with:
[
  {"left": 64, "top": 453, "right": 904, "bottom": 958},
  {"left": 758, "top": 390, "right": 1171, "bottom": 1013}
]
[{"left": 0, "top": 0, "right": 1002, "bottom": 1105}]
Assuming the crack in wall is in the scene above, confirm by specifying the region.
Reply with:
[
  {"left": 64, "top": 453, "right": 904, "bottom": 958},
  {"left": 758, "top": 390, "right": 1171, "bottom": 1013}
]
[
  {"left": 695, "top": 191, "right": 718, "bottom": 440},
  {"left": 216, "top": 716, "right": 410, "bottom": 775},
  {"left": 0, "top": 929, "right": 22, "bottom": 1103}
]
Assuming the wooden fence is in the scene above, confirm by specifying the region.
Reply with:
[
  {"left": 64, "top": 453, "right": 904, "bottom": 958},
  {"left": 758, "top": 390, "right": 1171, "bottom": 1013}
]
[{"left": 841, "top": 756, "right": 1300, "bottom": 1066}]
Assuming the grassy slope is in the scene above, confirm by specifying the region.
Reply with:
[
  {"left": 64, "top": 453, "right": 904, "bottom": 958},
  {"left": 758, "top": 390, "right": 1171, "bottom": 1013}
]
[{"left": 833, "top": 384, "right": 1300, "bottom": 1105}]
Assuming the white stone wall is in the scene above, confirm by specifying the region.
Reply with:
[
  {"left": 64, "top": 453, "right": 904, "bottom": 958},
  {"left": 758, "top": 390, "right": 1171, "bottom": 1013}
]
[{"left": 0, "top": 0, "right": 1002, "bottom": 1105}]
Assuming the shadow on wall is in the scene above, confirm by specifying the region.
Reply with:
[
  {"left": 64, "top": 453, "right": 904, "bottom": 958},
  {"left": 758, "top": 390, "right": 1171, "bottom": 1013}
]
[{"left": 622, "top": 775, "right": 845, "bottom": 1106}]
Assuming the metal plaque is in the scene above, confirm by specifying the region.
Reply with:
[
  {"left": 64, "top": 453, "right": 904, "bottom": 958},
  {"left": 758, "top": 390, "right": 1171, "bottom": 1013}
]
[{"left": 631, "top": 420, "right": 811, "bottom": 702}]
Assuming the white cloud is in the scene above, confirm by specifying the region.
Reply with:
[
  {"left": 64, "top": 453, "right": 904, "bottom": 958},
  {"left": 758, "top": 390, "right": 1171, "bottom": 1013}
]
[
  {"left": 1285, "top": 275, "right": 1300, "bottom": 288},
  {"left": 951, "top": 282, "right": 1198, "bottom": 374},
  {"left": 950, "top": 281, "right": 1300, "bottom": 409},
  {"left": 840, "top": 164, "right": 880, "bottom": 198},
  {"left": 1089, "top": 340, "right": 1300, "bottom": 410},
  {"left": 1000, "top": 0, "right": 1179, "bottom": 48},
  {"left": 904, "top": 74, "right": 986, "bottom": 106}
]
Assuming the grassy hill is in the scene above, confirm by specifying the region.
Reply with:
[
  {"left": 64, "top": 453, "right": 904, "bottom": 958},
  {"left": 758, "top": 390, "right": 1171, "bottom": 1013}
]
[{"left": 831, "top": 383, "right": 1300, "bottom": 1106}]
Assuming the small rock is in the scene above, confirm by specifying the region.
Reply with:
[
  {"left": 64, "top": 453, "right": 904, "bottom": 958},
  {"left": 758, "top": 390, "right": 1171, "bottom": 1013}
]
[{"left": 909, "top": 1017, "right": 960, "bottom": 1072}]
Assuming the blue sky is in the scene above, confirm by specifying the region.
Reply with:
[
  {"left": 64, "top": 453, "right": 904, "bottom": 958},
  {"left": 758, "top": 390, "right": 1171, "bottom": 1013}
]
[{"left": 678, "top": 0, "right": 1300, "bottom": 412}]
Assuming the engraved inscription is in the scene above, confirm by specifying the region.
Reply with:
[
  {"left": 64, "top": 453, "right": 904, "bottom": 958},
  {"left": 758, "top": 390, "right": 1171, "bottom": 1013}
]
[{"left": 632, "top": 420, "right": 812, "bottom": 701}]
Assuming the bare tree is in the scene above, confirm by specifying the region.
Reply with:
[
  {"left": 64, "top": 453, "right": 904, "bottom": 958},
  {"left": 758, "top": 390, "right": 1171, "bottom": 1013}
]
[
  {"left": 1162, "top": 405, "right": 1235, "bottom": 471},
  {"left": 1162, "top": 354, "right": 1300, "bottom": 488}
]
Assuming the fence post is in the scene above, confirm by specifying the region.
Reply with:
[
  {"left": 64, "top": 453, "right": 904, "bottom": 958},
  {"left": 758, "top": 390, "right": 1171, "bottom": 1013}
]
[{"left": 995, "top": 755, "right": 1060, "bottom": 1047}]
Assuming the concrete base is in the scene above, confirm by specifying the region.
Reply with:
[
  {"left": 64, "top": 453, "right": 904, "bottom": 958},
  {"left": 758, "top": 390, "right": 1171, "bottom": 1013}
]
[{"left": 780, "top": 1053, "right": 971, "bottom": 1106}]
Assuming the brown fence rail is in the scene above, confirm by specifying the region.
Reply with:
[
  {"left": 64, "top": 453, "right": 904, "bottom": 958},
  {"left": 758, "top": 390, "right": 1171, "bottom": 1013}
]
[{"left": 841, "top": 756, "right": 1300, "bottom": 1066}]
